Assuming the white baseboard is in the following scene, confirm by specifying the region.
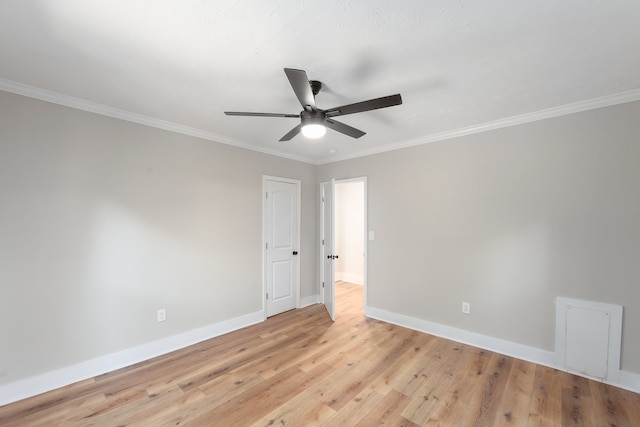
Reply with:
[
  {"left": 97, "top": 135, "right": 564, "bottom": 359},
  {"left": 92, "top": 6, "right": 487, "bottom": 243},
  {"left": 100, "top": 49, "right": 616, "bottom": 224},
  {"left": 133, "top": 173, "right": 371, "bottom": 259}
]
[
  {"left": 364, "top": 306, "right": 639, "bottom": 394},
  {"left": 335, "top": 272, "right": 364, "bottom": 285},
  {"left": 364, "top": 306, "right": 555, "bottom": 367},
  {"left": 0, "top": 310, "right": 264, "bottom": 406},
  {"left": 3, "top": 305, "right": 637, "bottom": 407},
  {"left": 619, "top": 370, "right": 640, "bottom": 393},
  {"left": 300, "top": 294, "right": 321, "bottom": 308}
]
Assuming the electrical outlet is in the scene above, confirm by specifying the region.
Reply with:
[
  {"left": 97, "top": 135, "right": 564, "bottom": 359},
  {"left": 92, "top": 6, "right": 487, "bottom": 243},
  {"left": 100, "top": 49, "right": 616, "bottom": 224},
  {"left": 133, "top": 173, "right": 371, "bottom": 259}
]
[
  {"left": 462, "top": 302, "right": 471, "bottom": 314},
  {"left": 157, "top": 308, "right": 167, "bottom": 322}
]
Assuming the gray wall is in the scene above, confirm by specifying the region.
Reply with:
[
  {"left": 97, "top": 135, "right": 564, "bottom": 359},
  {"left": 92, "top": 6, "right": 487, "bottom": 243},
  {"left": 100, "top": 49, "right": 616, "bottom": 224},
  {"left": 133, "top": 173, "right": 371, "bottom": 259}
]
[
  {"left": 318, "top": 101, "right": 640, "bottom": 374},
  {"left": 2, "top": 88, "right": 639, "bottom": 388},
  {"left": 0, "top": 91, "right": 317, "bottom": 385}
]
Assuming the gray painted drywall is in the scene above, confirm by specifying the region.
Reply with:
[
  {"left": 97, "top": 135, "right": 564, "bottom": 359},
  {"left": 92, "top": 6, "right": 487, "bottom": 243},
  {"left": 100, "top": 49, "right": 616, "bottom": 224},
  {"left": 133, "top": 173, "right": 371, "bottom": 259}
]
[
  {"left": 318, "top": 101, "right": 640, "bottom": 374},
  {"left": 2, "top": 88, "right": 639, "bottom": 389},
  {"left": 0, "top": 91, "right": 317, "bottom": 385}
]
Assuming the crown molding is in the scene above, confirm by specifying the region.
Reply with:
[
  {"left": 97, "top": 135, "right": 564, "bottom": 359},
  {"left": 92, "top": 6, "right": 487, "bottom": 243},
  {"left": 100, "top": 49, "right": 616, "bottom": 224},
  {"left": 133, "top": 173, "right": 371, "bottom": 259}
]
[
  {"left": 0, "top": 78, "right": 316, "bottom": 164},
  {"left": 2, "top": 77, "right": 639, "bottom": 167},
  {"left": 317, "top": 88, "right": 640, "bottom": 165}
]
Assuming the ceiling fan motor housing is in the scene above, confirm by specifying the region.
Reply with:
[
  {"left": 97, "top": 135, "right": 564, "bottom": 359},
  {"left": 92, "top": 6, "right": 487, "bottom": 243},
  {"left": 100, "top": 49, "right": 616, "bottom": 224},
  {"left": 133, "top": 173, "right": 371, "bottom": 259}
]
[{"left": 301, "top": 109, "right": 325, "bottom": 125}]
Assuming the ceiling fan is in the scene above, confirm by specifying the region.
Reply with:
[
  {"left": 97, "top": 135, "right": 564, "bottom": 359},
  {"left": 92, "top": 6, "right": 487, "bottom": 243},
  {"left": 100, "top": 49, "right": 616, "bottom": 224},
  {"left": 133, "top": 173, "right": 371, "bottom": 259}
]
[{"left": 224, "top": 68, "right": 403, "bottom": 141}]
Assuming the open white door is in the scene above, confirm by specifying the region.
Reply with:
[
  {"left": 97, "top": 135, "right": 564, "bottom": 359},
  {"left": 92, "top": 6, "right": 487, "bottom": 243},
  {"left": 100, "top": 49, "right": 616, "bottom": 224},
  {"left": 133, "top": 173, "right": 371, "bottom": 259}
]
[
  {"left": 264, "top": 177, "right": 300, "bottom": 317},
  {"left": 321, "top": 180, "right": 336, "bottom": 321}
]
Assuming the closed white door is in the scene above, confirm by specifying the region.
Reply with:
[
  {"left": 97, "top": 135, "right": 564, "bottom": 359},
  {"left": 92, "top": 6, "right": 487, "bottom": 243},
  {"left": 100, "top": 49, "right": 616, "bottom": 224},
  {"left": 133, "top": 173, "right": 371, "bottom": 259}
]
[
  {"left": 321, "top": 180, "right": 336, "bottom": 321},
  {"left": 265, "top": 178, "right": 299, "bottom": 317}
]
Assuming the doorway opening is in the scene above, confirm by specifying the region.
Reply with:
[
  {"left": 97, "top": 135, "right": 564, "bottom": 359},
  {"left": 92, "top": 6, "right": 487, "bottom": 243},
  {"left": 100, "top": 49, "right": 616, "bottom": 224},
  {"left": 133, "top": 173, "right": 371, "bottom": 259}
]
[
  {"left": 334, "top": 179, "right": 366, "bottom": 315},
  {"left": 320, "top": 177, "right": 367, "bottom": 320}
]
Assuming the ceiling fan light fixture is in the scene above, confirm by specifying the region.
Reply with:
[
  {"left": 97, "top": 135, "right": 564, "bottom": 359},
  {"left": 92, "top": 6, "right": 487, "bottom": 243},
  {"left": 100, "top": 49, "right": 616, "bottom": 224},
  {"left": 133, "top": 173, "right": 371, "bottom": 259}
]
[
  {"left": 225, "top": 68, "right": 402, "bottom": 142},
  {"left": 301, "top": 123, "right": 326, "bottom": 138}
]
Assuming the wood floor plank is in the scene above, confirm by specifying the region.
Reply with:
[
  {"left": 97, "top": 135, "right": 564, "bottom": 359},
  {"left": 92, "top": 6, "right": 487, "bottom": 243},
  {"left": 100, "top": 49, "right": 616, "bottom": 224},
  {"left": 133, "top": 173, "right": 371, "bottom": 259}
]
[
  {"left": 247, "top": 364, "right": 350, "bottom": 426},
  {"left": 589, "top": 381, "right": 632, "bottom": 427},
  {"left": 400, "top": 341, "right": 469, "bottom": 424},
  {"left": 250, "top": 398, "right": 336, "bottom": 427},
  {"left": 140, "top": 331, "right": 293, "bottom": 395},
  {"left": 76, "top": 384, "right": 186, "bottom": 427},
  {"left": 176, "top": 331, "right": 310, "bottom": 394},
  {"left": 2, "top": 281, "right": 639, "bottom": 426},
  {"left": 0, "top": 388, "right": 107, "bottom": 427},
  {"left": 612, "top": 384, "right": 640, "bottom": 424},
  {"left": 276, "top": 347, "right": 380, "bottom": 415},
  {"left": 368, "top": 333, "right": 438, "bottom": 395},
  {"left": 421, "top": 347, "right": 493, "bottom": 426},
  {"left": 526, "top": 365, "right": 562, "bottom": 427},
  {"left": 56, "top": 386, "right": 148, "bottom": 427},
  {"left": 180, "top": 363, "right": 330, "bottom": 426},
  {"left": 122, "top": 387, "right": 206, "bottom": 427},
  {"left": 0, "top": 378, "right": 103, "bottom": 426},
  {"left": 394, "top": 338, "right": 460, "bottom": 397},
  {"left": 458, "top": 353, "right": 513, "bottom": 426},
  {"left": 561, "top": 374, "right": 596, "bottom": 427},
  {"left": 355, "top": 389, "right": 420, "bottom": 427},
  {"left": 492, "top": 358, "right": 537, "bottom": 426},
  {"left": 318, "top": 387, "right": 384, "bottom": 426}
]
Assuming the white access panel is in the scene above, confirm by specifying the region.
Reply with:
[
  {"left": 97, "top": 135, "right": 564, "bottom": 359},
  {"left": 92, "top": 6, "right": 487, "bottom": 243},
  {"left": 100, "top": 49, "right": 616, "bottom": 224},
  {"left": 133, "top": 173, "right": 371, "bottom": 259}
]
[
  {"left": 555, "top": 297, "right": 623, "bottom": 383},
  {"left": 565, "top": 306, "right": 609, "bottom": 379}
]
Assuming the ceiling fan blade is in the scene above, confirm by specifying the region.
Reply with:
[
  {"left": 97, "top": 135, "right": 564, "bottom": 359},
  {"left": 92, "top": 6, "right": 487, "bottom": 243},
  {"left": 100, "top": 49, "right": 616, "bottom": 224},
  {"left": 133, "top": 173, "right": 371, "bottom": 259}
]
[
  {"left": 284, "top": 68, "right": 316, "bottom": 112},
  {"left": 279, "top": 123, "right": 303, "bottom": 141},
  {"left": 324, "top": 94, "right": 402, "bottom": 117},
  {"left": 224, "top": 111, "right": 300, "bottom": 118},
  {"left": 325, "top": 118, "right": 366, "bottom": 139}
]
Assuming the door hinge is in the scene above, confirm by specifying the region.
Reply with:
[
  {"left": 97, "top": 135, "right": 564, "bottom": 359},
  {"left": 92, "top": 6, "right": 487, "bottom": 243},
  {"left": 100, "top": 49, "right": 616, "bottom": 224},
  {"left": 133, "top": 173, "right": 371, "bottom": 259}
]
[
  {"left": 266, "top": 292, "right": 269, "bottom": 300},
  {"left": 265, "top": 192, "right": 268, "bottom": 199},
  {"left": 266, "top": 242, "right": 268, "bottom": 250},
  {"left": 322, "top": 282, "right": 325, "bottom": 288},
  {"left": 322, "top": 239, "right": 324, "bottom": 245}
]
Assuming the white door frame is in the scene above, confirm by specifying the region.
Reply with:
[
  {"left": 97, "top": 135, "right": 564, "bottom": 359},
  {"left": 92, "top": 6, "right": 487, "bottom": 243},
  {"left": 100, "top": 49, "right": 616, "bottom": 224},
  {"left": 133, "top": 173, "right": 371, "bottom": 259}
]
[
  {"left": 262, "top": 175, "right": 301, "bottom": 319},
  {"left": 320, "top": 176, "right": 368, "bottom": 315}
]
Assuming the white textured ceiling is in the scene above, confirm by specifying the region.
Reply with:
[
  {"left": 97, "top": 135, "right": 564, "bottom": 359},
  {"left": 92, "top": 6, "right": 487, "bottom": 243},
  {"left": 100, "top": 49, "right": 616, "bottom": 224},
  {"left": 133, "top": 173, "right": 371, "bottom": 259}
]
[{"left": 1, "top": 1, "right": 639, "bottom": 164}]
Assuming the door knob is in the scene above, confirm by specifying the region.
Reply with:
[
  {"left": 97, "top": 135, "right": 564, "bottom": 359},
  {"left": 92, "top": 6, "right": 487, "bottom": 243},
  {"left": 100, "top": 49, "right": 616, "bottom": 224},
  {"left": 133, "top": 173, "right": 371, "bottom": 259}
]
[
  {"left": 292, "top": 251, "right": 298, "bottom": 255},
  {"left": 327, "top": 255, "right": 339, "bottom": 260}
]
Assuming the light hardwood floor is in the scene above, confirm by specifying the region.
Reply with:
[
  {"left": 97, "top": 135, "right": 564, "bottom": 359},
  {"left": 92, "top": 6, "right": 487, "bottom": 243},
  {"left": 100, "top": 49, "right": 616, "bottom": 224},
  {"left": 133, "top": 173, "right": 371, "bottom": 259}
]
[{"left": 1, "top": 281, "right": 639, "bottom": 426}]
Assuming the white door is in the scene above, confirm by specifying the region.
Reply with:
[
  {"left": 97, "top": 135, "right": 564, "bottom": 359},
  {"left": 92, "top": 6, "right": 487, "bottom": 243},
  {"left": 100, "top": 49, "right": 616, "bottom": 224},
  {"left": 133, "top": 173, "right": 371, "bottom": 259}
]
[
  {"left": 265, "top": 178, "right": 300, "bottom": 317},
  {"left": 321, "top": 180, "right": 336, "bottom": 321}
]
